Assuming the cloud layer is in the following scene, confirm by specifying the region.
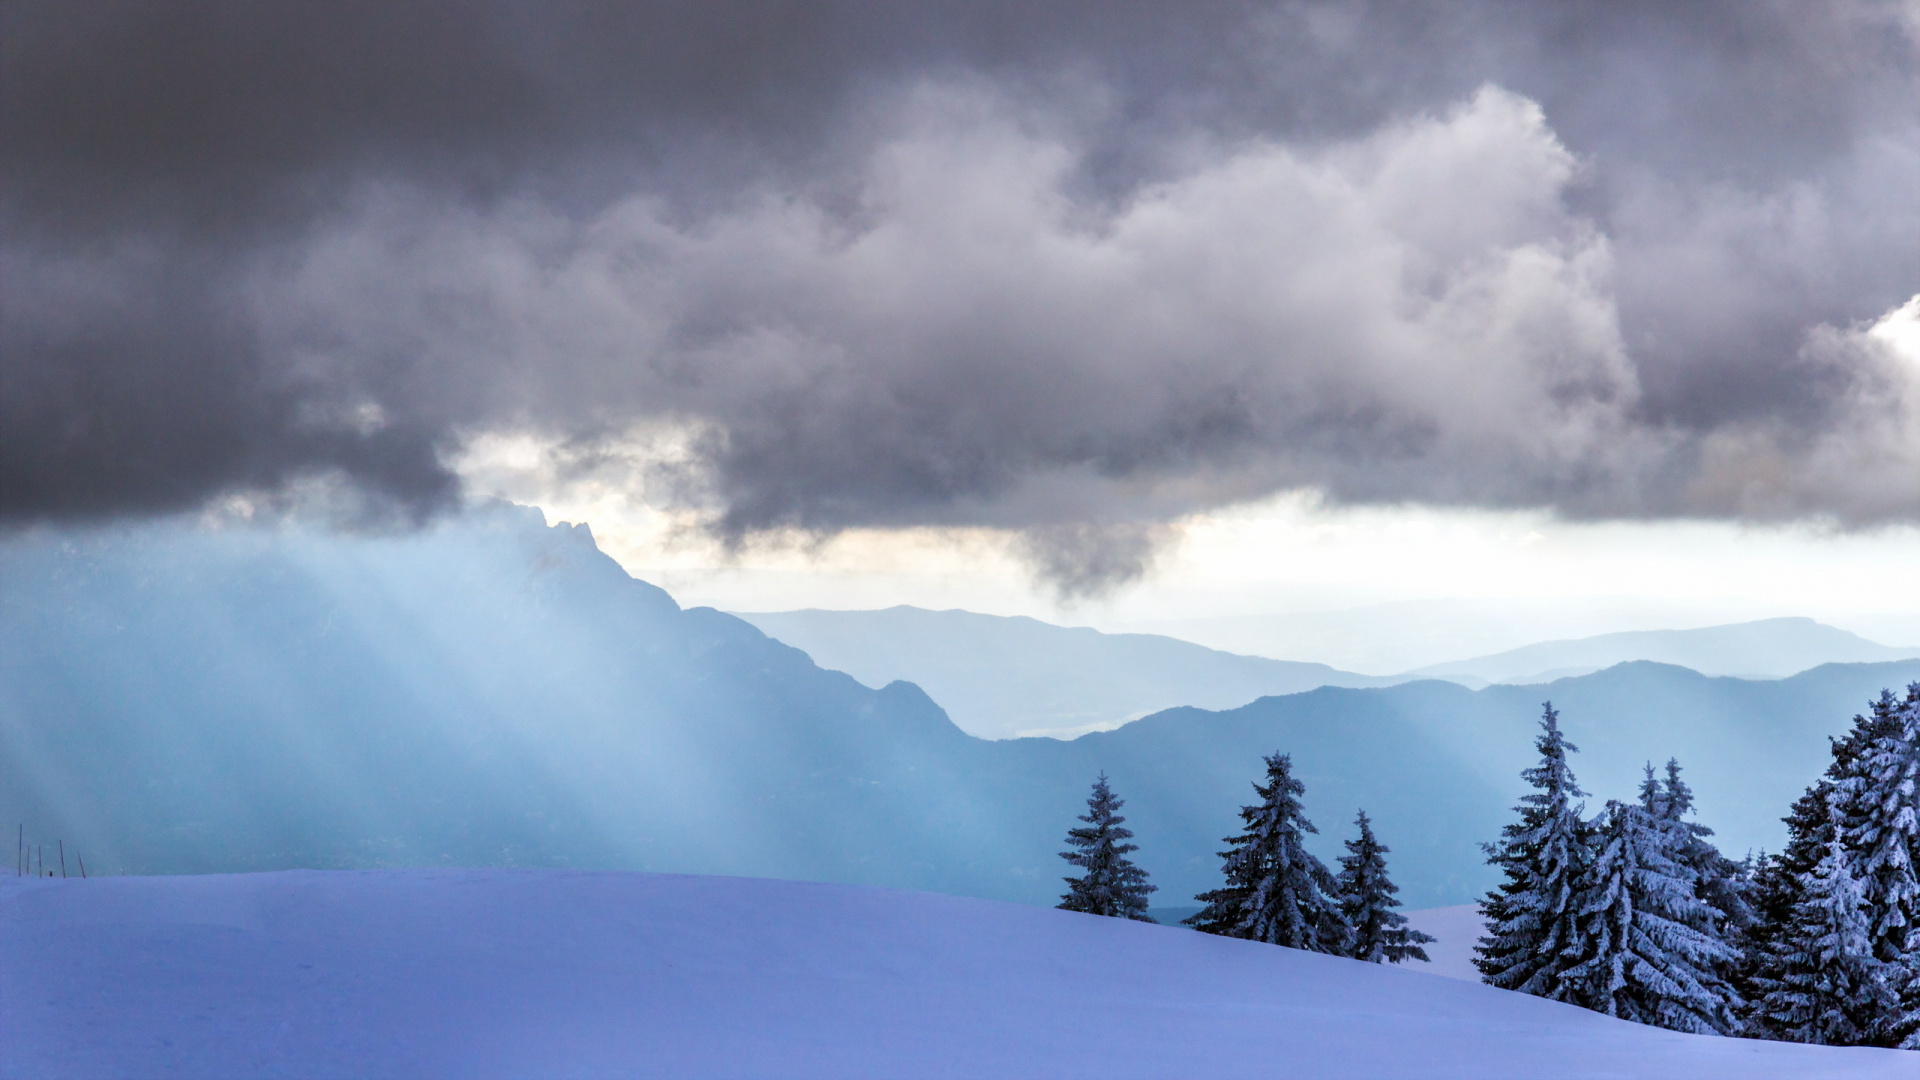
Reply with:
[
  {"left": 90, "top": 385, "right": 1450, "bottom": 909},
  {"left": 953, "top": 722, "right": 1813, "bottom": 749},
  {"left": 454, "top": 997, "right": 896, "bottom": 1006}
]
[{"left": 4, "top": 2, "right": 1919, "bottom": 584}]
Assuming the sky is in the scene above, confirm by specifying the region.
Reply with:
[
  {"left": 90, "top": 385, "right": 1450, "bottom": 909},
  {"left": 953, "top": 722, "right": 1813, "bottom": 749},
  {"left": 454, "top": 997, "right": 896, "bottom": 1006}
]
[
  {"left": 5, "top": 1, "right": 1920, "bottom": 660},
  {"left": 490, "top": 477, "right": 1920, "bottom": 670}
]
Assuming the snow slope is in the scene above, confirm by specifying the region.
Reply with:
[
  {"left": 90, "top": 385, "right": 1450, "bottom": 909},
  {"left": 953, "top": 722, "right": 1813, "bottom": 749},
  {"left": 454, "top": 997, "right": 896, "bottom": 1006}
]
[
  {"left": 1402, "top": 904, "right": 1487, "bottom": 982},
  {"left": 1, "top": 870, "right": 1907, "bottom": 1079}
]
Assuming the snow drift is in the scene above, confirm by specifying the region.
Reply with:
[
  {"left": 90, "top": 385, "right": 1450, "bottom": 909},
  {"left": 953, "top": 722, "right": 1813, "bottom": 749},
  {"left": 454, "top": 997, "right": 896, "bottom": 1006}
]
[{"left": 0, "top": 869, "right": 1908, "bottom": 1079}]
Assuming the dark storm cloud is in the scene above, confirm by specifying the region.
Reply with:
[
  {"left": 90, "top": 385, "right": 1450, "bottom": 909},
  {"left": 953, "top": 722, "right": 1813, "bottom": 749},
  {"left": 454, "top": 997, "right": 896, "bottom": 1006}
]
[{"left": 5, "top": 1, "right": 1920, "bottom": 584}]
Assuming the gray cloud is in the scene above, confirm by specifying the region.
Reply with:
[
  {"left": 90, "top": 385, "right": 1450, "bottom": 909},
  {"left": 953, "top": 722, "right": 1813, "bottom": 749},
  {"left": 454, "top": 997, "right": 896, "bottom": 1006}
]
[{"left": 4, "top": 1, "right": 1920, "bottom": 585}]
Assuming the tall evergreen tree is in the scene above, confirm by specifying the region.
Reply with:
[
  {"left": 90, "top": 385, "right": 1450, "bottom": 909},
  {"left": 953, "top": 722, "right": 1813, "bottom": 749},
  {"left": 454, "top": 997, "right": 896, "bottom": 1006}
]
[
  {"left": 1839, "top": 684, "right": 1920, "bottom": 1045},
  {"left": 1058, "top": 773, "right": 1157, "bottom": 921},
  {"left": 1748, "top": 801, "right": 1904, "bottom": 1045},
  {"left": 1187, "top": 753, "right": 1350, "bottom": 954},
  {"left": 1337, "top": 809, "right": 1434, "bottom": 963},
  {"left": 1475, "top": 702, "right": 1592, "bottom": 1001},
  {"left": 1752, "top": 692, "right": 1906, "bottom": 921},
  {"left": 1561, "top": 798, "right": 1740, "bottom": 1033},
  {"left": 1738, "top": 688, "right": 1916, "bottom": 1043}
]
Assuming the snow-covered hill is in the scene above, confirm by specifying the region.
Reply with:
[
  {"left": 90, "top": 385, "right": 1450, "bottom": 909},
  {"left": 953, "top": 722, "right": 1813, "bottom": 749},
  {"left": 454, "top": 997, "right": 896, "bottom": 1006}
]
[
  {"left": 1402, "top": 904, "right": 1487, "bottom": 982},
  {"left": 1, "top": 870, "right": 1907, "bottom": 1079}
]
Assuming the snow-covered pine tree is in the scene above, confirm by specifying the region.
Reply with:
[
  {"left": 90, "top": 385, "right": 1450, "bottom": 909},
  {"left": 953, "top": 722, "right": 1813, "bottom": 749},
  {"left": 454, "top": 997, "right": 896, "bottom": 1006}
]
[
  {"left": 1840, "top": 684, "right": 1920, "bottom": 1046},
  {"left": 1186, "top": 753, "right": 1351, "bottom": 954},
  {"left": 1654, "top": 759, "right": 1755, "bottom": 936},
  {"left": 1058, "top": 772, "right": 1157, "bottom": 921},
  {"left": 1337, "top": 809, "right": 1434, "bottom": 963},
  {"left": 1738, "top": 689, "right": 1913, "bottom": 1040},
  {"left": 1561, "top": 798, "right": 1740, "bottom": 1033},
  {"left": 1474, "top": 702, "right": 1592, "bottom": 1001},
  {"left": 1748, "top": 800, "right": 1904, "bottom": 1045}
]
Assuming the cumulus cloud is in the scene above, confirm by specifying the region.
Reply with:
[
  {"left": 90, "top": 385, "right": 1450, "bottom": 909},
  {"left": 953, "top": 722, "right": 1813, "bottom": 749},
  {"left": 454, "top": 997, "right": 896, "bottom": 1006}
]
[
  {"left": 3, "top": 2, "right": 1919, "bottom": 588},
  {"left": 1690, "top": 294, "right": 1920, "bottom": 522}
]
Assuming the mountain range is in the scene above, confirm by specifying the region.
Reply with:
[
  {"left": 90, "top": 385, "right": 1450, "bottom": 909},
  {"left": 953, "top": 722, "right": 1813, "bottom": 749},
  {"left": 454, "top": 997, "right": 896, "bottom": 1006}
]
[
  {"left": 740, "top": 606, "right": 1920, "bottom": 738},
  {"left": 735, "top": 607, "right": 1399, "bottom": 739},
  {"left": 1404, "top": 618, "right": 1920, "bottom": 687},
  {"left": 4, "top": 505, "right": 1916, "bottom": 910},
  {"left": 1132, "top": 600, "right": 1920, "bottom": 676}
]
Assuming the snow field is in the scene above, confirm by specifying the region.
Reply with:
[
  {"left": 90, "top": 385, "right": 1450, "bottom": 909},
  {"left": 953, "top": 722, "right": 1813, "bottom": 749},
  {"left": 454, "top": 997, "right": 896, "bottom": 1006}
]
[
  {"left": 1401, "top": 904, "right": 1487, "bottom": 982},
  {"left": 0, "top": 870, "right": 1910, "bottom": 1079}
]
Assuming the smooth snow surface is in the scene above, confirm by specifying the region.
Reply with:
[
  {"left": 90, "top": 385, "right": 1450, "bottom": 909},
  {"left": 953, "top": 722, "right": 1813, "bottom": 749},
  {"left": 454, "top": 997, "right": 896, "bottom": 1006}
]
[{"left": 3, "top": 871, "right": 1909, "bottom": 1079}]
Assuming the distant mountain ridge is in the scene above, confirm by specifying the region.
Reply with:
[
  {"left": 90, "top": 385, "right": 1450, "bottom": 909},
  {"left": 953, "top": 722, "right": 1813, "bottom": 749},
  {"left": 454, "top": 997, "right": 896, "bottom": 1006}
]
[
  {"left": 739, "top": 607, "right": 1919, "bottom": 736},
  {"left": 735, "top": 606, "right": 1400, "bottom": 739},
  {"left": 1405, "top": 617, "right": 1920, "bottom": 687}
]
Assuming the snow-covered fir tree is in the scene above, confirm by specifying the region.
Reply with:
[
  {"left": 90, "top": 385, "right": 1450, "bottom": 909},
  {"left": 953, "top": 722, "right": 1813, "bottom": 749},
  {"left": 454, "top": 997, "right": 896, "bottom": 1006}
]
[
  {"left": 1739, "top": 688, "right": 1919, "bottom": 1045},
  {"left": 1843, "top": 686, "right": 1920, "bottom": 1035},
  {"left": 1561, "top": 798, "right": 1740, "bottom": 1033},
  {"left": 1187, "top": 753, "right": 1350, "bottom": 954},
  {"left": 1336, "top": 809, "right": 1434, "bottom": 963},
  {"left": 1058, "top": 773, "right": 1157, "bottom": 921},
  {"left": 1652, "top": 759, "right": 1754, "bottom": 937},
  {"left": 1748, "top": 800, "right": 1905, "bottom": 1045},
  {"left": 1737, "top": 711, "right": 1883, "bottom": 1017},
  {"left": 1475, "top": 702, "right": 1592, "bottom": 1001}
]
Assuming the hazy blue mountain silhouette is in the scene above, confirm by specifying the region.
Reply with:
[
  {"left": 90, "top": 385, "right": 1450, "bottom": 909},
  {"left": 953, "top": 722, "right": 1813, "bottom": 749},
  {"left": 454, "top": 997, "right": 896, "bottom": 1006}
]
[
  {"left": 735, "top": 607, "right": 1400, "bottom": 739},
  {"left": 1405, "top": 618, "right": 1920, "bottom": 686},
  {"left": 5, "top": 506, "right": 1916, "bottom": 908},
  {"left": 0, "top": 506, "right": 984, "bottom": 892}
]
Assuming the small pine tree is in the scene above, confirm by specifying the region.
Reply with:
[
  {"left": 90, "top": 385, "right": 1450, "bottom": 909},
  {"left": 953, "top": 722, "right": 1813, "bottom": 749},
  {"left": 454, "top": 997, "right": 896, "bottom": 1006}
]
[
  {"left": 1654, "top": 759, "right": 1755, "bottom": 936},
  {"left": 1058, "top": 773, "right": 1157, "bottom": 921},
  {"left": 1187, "top": 753, "right": 1350, "bottom": 954},
  {"left": 1475, "top": 702, "right": 1592, "bottom": 1001},
  {"left": 1337, "top": 809, "right": 1434, "bottom": 963},
  {"left": 1748, "top": 802, "right": 1904, "bottom": 1045},
  {"left": 1561, "top": 798, "right": 1740, "bottom": 1033}
]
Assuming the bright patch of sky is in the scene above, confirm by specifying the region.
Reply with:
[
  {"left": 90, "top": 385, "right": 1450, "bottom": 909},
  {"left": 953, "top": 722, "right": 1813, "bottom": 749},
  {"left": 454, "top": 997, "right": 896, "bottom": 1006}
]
[{"left": 468, "top": 486, "right": 1918, "bottom": 672}]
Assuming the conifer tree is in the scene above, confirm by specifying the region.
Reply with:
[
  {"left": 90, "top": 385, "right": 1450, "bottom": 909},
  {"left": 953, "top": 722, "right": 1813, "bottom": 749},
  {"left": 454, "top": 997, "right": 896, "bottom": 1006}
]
[
  {"left": 1337, "top": 809, "right": 1434, "bottom": 963},
  {"left": 1475, "top": 702, "right": 1592, "bottom": 1001},
  {"left": 1561, "top": 798, "right": 1740, "bottom": 1032},
  {"left": 1748, "top": 802, "right": 1904, "bottom": 1045},
  {"left": 1654, "top": 759, "right": 1755, "bottom": 935},
  {"left": 1058, "top": 773, "right": 1157, "bottom": 920},
  {"left": 1839, "top": 684, "right": 1920, "bottom": 1045},
  {"left": 1738, "top": 689, "right": 1916, "bottom": 1042},
  {"left": 1187, "top": 753, "right": 1350, "bottom": 954}
]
